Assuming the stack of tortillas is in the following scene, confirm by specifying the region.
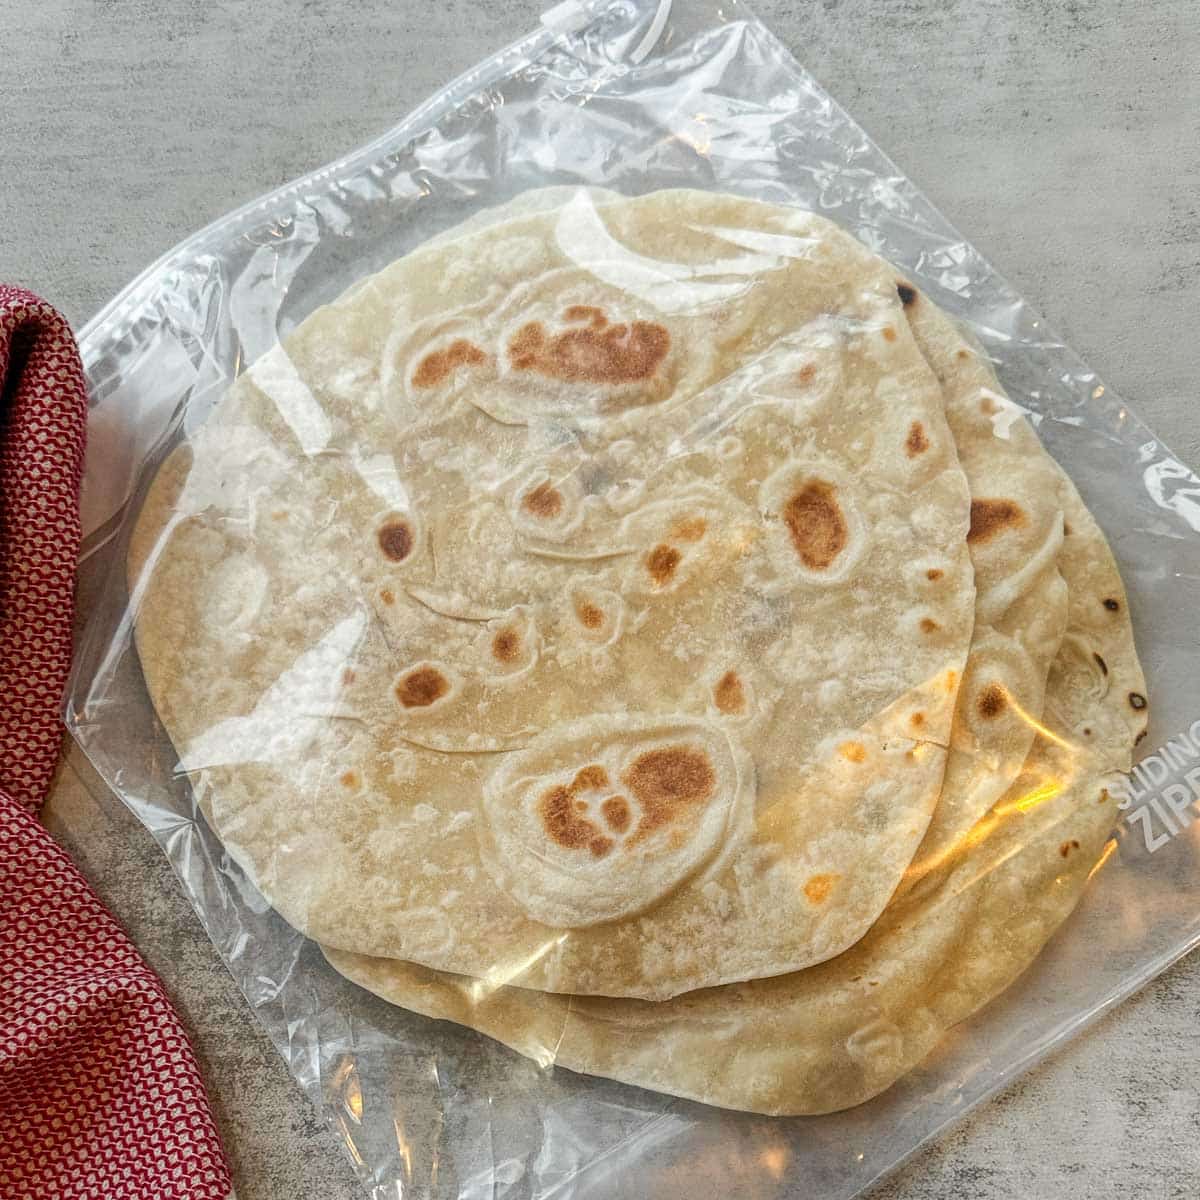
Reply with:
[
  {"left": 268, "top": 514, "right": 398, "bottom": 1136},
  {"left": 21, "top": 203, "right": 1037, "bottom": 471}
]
[{"left": 129, "top": 190, "right": 1149, "bottom": 1115}]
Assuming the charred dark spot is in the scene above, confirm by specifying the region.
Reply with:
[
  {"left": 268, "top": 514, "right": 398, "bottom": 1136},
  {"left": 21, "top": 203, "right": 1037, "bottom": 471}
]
[
  {"left": 1135, "top": 729, "right": 1149, "bottom": 745},
  {"left": 906, "top": 421, "right": 930, "bottom": 457},
  {"left": 574, "top": 597, "right": 605, "bottom": 630},
  {"left": 1103, "top": 597, "right": 1120, "bottom": 612},
  {"left": 839, "top": 741, "right": 867, "bottom": 763},
  {"left": 1093, "top": 653, "right": 1109, "bottom": 675},
  {"left": 646, "top": 543, "right": 682, "bottom": 587},
  {"left": 1129, "top": 691, "right": 1148, "bottom": 711},
  {"left": 492, "top": 628, "right": 521, "bottom": 664},
  {"left": 412, "top": 338, "right": 487, "bottom": 388},
  {"left": 522, "top": 481, "right": 564, "bottom": 519},
  {"left": 977, "top": 683, "right": 1007, "bottom": 719},
  {"left": 396, "top": 666, "right": 451, "bottom": 709},
  {"left": 1064, "top": 521, "right": 1073, "bottom": 535},
  {"left": 508, "top": 313, "right": 670, "bottom": 384},
  {"left": 622, "top": 745, "right": 716, "bottom": 844},
  {"left": 378, "top": 519, "right": 414, "bottom": 562},
  {"left": 968, "top": 499, "right": 1026, "bottom": 544},
  {"left": 897, "top": 282, "right": 917, "bottom": 308},
  {"left": 714, "top": 670, "right": 747, "bottom": 715},
  {"left": 563, "top": 305, "right": 608, "bottom": 327},
  {"left": 926, "top": 568, "right": 944, "bottom": 581},
  {"left": 571, "top": 765, "right": 610, "bottom": 793},
  {"left": 601, "top": 795, "right": 631, "bottom": 833},
  {"left": 804, "top": 874, "right": 838, "bottom": 903},
  {"left": 782, "top": 480, "right": 848, "bottom": 570},
  {"left": 1084, "top": 727, "right": 1093, "bottom": 737},
  {"left": 919, "top": 618, "right": 939, "bottom": 634},
  {"left": 540, "top": 785, "right": 609, "bottom": 856}
]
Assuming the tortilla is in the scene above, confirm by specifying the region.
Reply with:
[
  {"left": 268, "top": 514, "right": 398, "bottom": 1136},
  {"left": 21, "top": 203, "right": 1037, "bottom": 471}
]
[
  {"left": 421, "top": 188, "right": 1078, "bottom": 890},
  {"left": 322, "top": 301, "right": 1148, "bottom": 1116},
  {"left": 129, "top": 190, "right": 977, "bottom": 999}
]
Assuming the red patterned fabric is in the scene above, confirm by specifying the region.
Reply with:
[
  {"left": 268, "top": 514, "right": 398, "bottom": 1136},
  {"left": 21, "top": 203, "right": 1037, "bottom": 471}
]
[{"left": 0, "top": 286, "right": 232, "bottom": 1200}]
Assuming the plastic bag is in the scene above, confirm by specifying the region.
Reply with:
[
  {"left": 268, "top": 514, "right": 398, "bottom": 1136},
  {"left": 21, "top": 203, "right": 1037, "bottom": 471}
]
[{"left": 65, "top": 0, "right": 1200, "bottom": 1195}]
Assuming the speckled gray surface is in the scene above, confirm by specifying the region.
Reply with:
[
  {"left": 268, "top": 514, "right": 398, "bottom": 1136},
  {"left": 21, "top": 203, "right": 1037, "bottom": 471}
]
[{"left": 5, "top": 1, "right": 1200, "bottom": 1198}]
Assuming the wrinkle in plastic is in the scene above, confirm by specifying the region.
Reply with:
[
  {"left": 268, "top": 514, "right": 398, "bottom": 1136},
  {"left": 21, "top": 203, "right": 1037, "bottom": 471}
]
[{"left": 65, "top": 2, "right": 1200, "bottom": 1197}]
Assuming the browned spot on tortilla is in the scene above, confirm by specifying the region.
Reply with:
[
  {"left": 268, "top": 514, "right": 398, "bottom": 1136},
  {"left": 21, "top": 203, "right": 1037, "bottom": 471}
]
[
  {"left": 956, "top": 348, "right": 970, "bottom": 361},
  {"left": 571, "top": 765, "right": 610, "bottom": 793},
  {"left": 838, "top": 741, "right": 867, "bottom": 764},
  {"left": 396, "top": 666, "right": 451, "bottom": 709},
  {"left": 909, "top": 712, "right": 925, "bottom": 729},
  {"left": 491, "top": 628, "right": 521, "bottom": 664},
  {"left": 714, "top": 670, "right": 747, "bottom": 715},
  {"left": 919, "top": 618, "right": 939, "bottom": 634},
  {"left": 574, "top": 799, "right": 588, "bottom": 812},
  {"left": 905, "top": 421, "right": 930, "bottom": 457},
  {"left": 574, "top": 598, "right": 605, "bottom": 629},
  {"left": 540, "top": 785, "right": 609, "bottom": 856},
  {"left": 1135, "top": 729, "right": 1148, "bottom": 745},
  {"left": 271, "top": 509, "right": 288, "bottom": 521},
  {"left": 980, "top": 396, "right": 999, "bottom": 415},
  {"left": 1102, "top": 597, "right": 1120, "bottom": 612},
  {"left": 508, "top": 314, "right": 670, "bottom": 384},
  {"left": 1093, "top": 652, "right": 1109, "bottom": 675},
  {"left": 882, "top": 326, "right": 898, "bottom": 343},
  {"left": 522, "top": 481, "right": 564, "bottom": 519},
  {"left": 804, "top": 873, "right": 838, "bottom": 904},
  {"left": 380, "top": 587, "right": 396, "bottom": 606},
  {"left": 1059, "top": 839, "right": 1081, "bottom": 858},
  {"left": 342, "top": 668, "right": 356, "bottom": 685},
  {"left": 1063, "top": 521, "right": 1073, "bottom": 535},
  {"left": 926, "top": 568, "right": 944, "bottom": 581},
  {"left": 897, "top": 282, "right": 917, "bottom": 308},
  {"left": 564, "top": 305, "right": 607, "bottom": 327},
  {"left": 623, "top": 745, "right": 716, "bottom": 844},
  {"left": 340, "top": 770, "right": 359, "bottom": 789},
  {"left": 378, "top": 519, "right": 414, "bottom": 562},
  {"left": 782, "top": 480, "right": 848, "bottom": 570},
  {"left": 671, "top": 516, "right": 707, "bottom": 542},
  {"left": 945, "top": 670, "right": 958, "bottom": 692},
  {"left": 646, "top": 543, "right": 682, "bottom": 586},
  {"left": 796, "top": 362, "right": 818, "bottom": 386},
  {"left": 977, "top": 683, "right": 1007, "bottom": 719},
  {"left": 412, "top": 338, "right": 487, "bottom": 388},
  {"left": 1129, "top": 691, "right": 1147, "bottom": 711},
  {"left": 968, "top": 498, "right": 1026, "bottom": 544},
  {"left": 601, "top": 795, "right": 631, "bottom": 833}
]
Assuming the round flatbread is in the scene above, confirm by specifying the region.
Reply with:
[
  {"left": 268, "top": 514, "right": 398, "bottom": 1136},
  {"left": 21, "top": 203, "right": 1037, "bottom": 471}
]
[
  {"left": 129, "top": 191, "right": 976, "bottom": 999},
  {"left": 323, "top": 296, "right": 1148, "bottom": 1115}
]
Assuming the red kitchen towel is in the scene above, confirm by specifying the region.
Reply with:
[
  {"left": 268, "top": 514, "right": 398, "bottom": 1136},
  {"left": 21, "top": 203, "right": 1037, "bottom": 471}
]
[{"left": 0, "top": 286, "right": 232, "bottom": 1200}]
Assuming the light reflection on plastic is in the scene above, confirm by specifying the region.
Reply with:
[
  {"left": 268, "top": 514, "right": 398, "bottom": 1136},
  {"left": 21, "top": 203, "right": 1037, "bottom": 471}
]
[
  {"left": 1087, "top": 837, "right": 1119, "bottom": 880},
  {"left": 394, "top": 1119, "right": 413, "bottom": 1181},
  {"left": 1002, "top": 689, "right": 1077, "bottom": 754},
  {"left": 468, "top": 934, "right": 569, "bottom": 1003},
  {"left": 759, "top": 1145, "right": 789, "bottom": 1179},
  {"left": 1001, "top": 777, "right": 1063, "bottom": 815}
]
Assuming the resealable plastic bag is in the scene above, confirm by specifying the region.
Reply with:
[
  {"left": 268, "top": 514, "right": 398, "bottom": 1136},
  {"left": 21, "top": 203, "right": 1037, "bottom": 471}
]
[{"left": 65, "top": 2, "right": 1200, "bottom": 1196}]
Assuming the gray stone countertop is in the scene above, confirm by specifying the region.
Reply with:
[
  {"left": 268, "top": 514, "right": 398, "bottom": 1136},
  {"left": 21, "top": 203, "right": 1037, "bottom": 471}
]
[{"left": 4, "top": 1, "right": 1199, "bottom": 1197}]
